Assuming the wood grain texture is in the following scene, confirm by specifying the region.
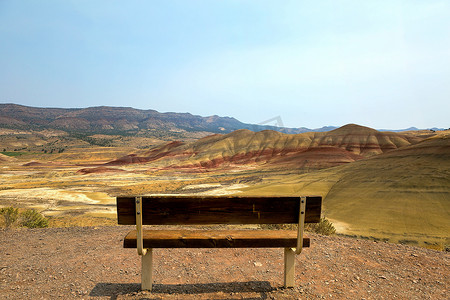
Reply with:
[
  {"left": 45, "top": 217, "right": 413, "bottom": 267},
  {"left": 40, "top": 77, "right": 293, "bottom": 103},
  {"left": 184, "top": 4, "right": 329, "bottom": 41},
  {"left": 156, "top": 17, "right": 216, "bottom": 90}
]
[
  {"left": 116, "top": 196, "right": 322, "bottom": 225},
  {"left": 123, "top": 230, "right": 311, "bottom": 248}
]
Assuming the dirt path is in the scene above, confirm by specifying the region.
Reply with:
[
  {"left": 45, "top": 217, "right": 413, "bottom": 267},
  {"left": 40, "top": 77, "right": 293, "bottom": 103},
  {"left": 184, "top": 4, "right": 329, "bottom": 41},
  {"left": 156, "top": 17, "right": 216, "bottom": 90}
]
[{"left": 0, "top": 226, "right": 448, "bottom": 299}]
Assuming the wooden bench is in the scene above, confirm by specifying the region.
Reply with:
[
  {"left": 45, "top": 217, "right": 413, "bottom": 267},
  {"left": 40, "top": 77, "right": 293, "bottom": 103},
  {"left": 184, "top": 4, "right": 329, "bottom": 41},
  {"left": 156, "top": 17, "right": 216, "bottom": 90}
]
[{"left": 116, "top": 195, "right": 322, "bottom": 291}]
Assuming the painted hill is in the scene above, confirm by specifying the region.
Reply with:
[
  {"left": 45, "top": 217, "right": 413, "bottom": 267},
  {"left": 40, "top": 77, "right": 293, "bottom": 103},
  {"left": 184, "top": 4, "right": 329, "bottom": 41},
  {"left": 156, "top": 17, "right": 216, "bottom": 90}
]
[
  {"left": 313, "top": 124, "right": 422, "bottom": 156},
  {"left": 106, "top": 124, "right": 428, "bottom": 170},
  {"left": 0, "top": 153, "right": 16, "bottom": 162},
  {"left": 324, "top": 134, "right": 450, "bottom": 238},
  {"left": 240, "top": 131, "right": 450, "bottom": 247}
]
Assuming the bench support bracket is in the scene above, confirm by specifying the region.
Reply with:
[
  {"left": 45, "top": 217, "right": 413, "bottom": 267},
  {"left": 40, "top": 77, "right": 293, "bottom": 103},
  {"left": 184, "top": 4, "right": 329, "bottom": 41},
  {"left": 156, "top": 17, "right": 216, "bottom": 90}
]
[
  {"left": 284, "top": 196, "right": 307, "bottom": 288},
  {"left": 136, "top": 196, "right": 153, "bottom": 290},
  {"left": 135, "top": 196, "right": 147, "bottom": 256},
  {"left": 295, "top": 196, "right": 307, "bottom": 255}
]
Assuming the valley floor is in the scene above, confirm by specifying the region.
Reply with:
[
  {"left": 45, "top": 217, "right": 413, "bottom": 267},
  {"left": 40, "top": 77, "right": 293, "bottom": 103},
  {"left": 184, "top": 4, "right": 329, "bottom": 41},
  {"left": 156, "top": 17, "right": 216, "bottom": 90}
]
[{"left": 0, "top": 226, "right": 448, "bottom": 299}]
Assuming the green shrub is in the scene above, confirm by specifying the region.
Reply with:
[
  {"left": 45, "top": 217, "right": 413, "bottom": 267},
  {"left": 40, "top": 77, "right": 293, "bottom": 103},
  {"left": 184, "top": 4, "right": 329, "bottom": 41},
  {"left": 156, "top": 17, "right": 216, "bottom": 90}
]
[
  {"left": 305, "top": 218, "right": 336, "bottom": 236},
  {"left": 0, "top": 207, "right": 49, "bottom": 228},
  {"left": 19, "top": 209, "right": 49, "bottom": 228},
  {"left": 0, "top": 207, "right": 19, "bottom": 228}
]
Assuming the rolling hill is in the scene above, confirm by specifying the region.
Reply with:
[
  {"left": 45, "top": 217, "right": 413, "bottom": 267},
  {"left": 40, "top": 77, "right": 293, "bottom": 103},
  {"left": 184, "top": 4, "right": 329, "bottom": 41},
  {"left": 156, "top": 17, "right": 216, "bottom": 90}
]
[
  {"left": 106, "top": 124, "right": 428, "bottom": 170},
  {"left": 101, "top": 123, "right": 446, "bottom": 248},
  {"left": 240, "top": 132, "right": 450, "bottom": 247},
  {"left": 0, "top": 153, "right": 16, "bottom": 162}
]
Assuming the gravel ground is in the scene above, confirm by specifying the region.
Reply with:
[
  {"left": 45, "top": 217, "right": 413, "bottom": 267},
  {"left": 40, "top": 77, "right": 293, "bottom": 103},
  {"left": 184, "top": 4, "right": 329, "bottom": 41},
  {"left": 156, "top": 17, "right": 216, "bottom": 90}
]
[{"left": 0, "top": 226, "right": 448, "bottom": 299}]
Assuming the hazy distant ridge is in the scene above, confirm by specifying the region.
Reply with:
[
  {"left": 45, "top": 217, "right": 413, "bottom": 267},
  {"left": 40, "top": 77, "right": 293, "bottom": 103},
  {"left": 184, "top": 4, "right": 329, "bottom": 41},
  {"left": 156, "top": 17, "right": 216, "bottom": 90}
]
[{"left": 0, "top": 103, "right": 333, "bottom": 135}]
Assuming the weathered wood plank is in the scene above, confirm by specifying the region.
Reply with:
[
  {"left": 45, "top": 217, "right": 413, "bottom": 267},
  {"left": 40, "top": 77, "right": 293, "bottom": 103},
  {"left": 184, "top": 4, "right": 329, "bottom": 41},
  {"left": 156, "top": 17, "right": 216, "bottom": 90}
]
[
  {"left": 123, "top": 230, "right": 311, "bottom": 248},
  {"left": 117, "top": 196, "right": 322, "bottom": 225}
]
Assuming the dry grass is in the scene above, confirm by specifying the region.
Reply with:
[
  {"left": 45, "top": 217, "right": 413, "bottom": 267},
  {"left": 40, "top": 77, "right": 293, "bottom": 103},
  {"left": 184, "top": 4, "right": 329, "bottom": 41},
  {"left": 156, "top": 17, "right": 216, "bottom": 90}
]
[{"left": 47, "top": 215, "right": 117, "bottom": 227}]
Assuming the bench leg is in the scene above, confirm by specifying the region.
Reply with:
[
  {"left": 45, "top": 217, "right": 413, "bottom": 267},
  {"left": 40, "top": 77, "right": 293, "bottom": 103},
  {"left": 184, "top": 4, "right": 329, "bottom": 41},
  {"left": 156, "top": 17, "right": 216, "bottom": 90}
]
[
  {"left": 284, "top": 247, "right": 295, "bottom": 288},
  {"left": 141, "top": 248, "right": 153, "bottom": 291}
]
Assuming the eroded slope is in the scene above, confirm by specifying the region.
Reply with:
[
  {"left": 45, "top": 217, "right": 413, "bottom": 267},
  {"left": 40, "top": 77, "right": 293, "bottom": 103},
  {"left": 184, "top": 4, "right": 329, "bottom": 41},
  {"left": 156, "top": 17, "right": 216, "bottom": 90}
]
[{"left": 106, "top": 124, "right": 427, "bottom": 170}]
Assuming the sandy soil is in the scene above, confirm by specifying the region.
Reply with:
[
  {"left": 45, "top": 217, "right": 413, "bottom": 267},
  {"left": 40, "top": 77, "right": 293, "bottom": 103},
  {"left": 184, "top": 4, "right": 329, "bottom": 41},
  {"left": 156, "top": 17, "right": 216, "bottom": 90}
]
[{"left": 1, "top": 226, "right": 448, "bottom": 299}]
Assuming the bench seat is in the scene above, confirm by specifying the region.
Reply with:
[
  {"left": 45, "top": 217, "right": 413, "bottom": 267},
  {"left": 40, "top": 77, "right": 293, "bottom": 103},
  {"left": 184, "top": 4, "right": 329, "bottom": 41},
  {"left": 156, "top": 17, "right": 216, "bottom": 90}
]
[{"left": 124, "top": 229, "right": 311, "bottom": 248}]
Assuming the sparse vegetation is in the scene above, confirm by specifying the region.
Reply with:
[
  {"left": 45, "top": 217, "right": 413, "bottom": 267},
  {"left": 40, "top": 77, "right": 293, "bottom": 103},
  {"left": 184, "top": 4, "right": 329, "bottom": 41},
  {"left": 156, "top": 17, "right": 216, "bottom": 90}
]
[
  {"left": 1, "top": 151, "right": 28, "bottom": 157},
  {"left": 260, "top": 218, "right": 336, "bottom": 236},
  {"left": 0, "top": 207, "right": 48, "bottom": 228},
  {"left": 305, "top": 218, "right": 337, "bottom": 235},
  {"left": 259, "top": 223, "right": 297, "bottom": 231},
  {"left": 399, "top": 239, "right": 419, "bottom": 245},
  {"left": 19, "top": 209, "right": 49, "bottom": 228},
  {"left": 0, "top": 207, "right": 19, "bottom": 228}
]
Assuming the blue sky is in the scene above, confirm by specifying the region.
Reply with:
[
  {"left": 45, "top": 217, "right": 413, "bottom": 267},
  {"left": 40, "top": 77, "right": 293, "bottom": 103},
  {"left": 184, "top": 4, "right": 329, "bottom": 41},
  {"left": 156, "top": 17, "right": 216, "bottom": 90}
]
[{"left": 1, "top": 1, "right": 449, "bottom": 129}]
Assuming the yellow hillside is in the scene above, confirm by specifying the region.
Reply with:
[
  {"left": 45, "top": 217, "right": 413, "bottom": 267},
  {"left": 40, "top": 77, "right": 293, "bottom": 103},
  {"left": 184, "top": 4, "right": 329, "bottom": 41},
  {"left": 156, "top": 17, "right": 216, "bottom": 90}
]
[{"left": 242, "top": 134, "right": 450, "bottom": 248}]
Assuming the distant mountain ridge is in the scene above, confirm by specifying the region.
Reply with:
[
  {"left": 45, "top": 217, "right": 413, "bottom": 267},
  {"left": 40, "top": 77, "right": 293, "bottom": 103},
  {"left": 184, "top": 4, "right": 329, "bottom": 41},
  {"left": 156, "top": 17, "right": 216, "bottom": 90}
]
[{"left": 0, "top": 103, "right": 333, "bottom": 135}]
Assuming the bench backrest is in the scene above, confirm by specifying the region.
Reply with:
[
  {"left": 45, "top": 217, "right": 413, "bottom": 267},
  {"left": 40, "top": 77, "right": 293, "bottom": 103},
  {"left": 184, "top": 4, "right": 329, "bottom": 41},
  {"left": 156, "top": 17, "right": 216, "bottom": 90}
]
[{"left": 116, "top": 196, "right": 322, "bottom": 225}]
